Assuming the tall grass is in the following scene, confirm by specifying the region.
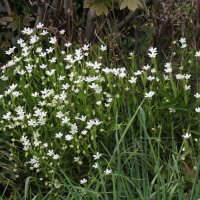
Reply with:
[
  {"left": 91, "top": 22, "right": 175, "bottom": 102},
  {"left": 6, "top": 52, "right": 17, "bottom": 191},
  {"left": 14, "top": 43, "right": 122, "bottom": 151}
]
[{"left": 2, "top": 104, "right": 200, "bottom": 199}]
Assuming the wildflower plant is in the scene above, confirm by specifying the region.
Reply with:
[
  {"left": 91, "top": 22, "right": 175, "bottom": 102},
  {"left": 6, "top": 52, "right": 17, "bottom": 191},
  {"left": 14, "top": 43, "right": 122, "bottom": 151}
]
[{"left": 1, "top": 24, "right": 200, "bottom": 196}]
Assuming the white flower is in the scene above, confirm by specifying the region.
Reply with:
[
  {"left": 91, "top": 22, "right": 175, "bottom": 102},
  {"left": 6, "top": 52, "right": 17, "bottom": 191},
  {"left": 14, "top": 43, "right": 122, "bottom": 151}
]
[
  {"left": 195, "top": 107, "right": 200, "bottom": 112},
  {"left": 100, "top": 45, "right": 107, "bottom": 51},
  {"left": 34, "top": 162, "right": 40, "bottom": 168},
  {"left": 195, "top": 51, "right": 200, "bottom": 57},
  {"left": 104, "top": 169, "right": 112, "bottom": 174},
  {"left": 134, "top": 70, "right": 143, "bottom": 75},
  {"left": 148, "top": 52, "right": 157, "bottom": 57},
  {"left": 36, "top": 22, "right": 44, "bottom": 29},
  {"left": 169, "top": 107, "right": 176, "bottom": 113},
  {"left": 74, "top": 157, "right": 80, "bottom": 162},
  {"left": 39, "top": 64, "right": 47, "bottom": 69},
  {"left": 49, "top": 57, "right": 57, "bottom": 63},
  {"left": 194, "top": 93, "right": 200, "bottom": 98},
  {"left": 182, "top": 133, "right": 191, "bottom": 138},
  {"left": 81, "top": 130, "right": 87, "bottom": 135},
  {"left": 47, "top": 150, "right": 54, "bottom": 156},
  {"left": 184, "top": 85, "right": 191, "bottom": 90},
  {"left": 179, "top": 38, "right": 186, "bottom": 44},
  {"left": 165, "top": 62, "right": 171, "bottom": 68},
  {"left": 164, "top": 68, "right": 172, "bottom": 73},
  {"left": 93, "top": 163, "right": 98, "bottom": 168},
  {"left": 149, "top": 47, "right": 157, "bottom": 54},
  {"left": 62, "top": 117, "right": 70, "bottom": 124},
  {"left": 43, "top": 143, "right": 48, "bottom": 147},
  {"left": 142, "top": 65, "right": 151, "bottom": 70},
  {"left": 147, "top": 76, "right": 155, "bottom": 81},
  {"left": 184, "top": 74, "right": 191, "bottom": 80},
  {"left": 34, "top": 140, "right": 41, "bottom": 147},
  {"left": 93, "top": 152, "right": 101, "bottom": 160},
  {"left": 46, "top": 47, "right": 54, "bottom": 53},
  {"left": 60, "top": 29, "right": 65, "bottom": 34},
  {"left": 96, "top": 101, "right": 101, "bottom": 105},
  {"left": 40, "top": 30, "right": 48, "bottom": 36},
  {"left": 65, "top": 134, "right": 73, "bottom": 140},
  {"left": 64, "top": 42, "right": 72, "bottom": 47},
  {"left": 53, "top": 154, "right": 59, "bottom": 160},
  {"left": 82, "top": 44, "right": 89, "bottom": 51},
  {"left": 181, "top": 43, "right": 187, "bottom": 48},
  {"left": 80, "top": 178, "right": 87, "bottom": 184},
  {"left": 151, "top": 68, "right": 156, "bottom": 73},
  {"left": 164, "top": 74, "right": 169, "bottom": 80},
  {"left": 32, "top": 92, "right": 39, "bottom": 97},
  {"left": 176, "top": 74, "right": 184, "bottom": 80},
  {"left": 144, "top": 91, "right": 155, "bottom": 98},
  {"left": 128, "top": 77, "right": 137, "bottom": 83},
  {"left": 49, "top": 36, "right": 57, "bottom": 44},
  {"left": 55, "top": 132, "right": 63, "bottom": 138}
]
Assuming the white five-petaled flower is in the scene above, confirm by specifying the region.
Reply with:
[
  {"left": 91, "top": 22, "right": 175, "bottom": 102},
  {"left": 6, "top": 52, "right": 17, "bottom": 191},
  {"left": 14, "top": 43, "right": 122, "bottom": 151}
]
[
  {"left": 74, "top": 157, "right": 80, "bottom": 162},
  {"left": 93, "top": 152, "right": 101, "bottom": 160},
  {"left": 64, "top": 42, "right": 72, "bottom": 47},
  {"left": 104, "top": 169, "right": 112, "bottom": 174},
  {"left": 49, "top": 36, "right": 57, "bottom": 44},
  {"left": 55, "top": 132, "right": 63, "bottom": 138},
  {"left": 43, "top": 143, "right": 48, "bottom": 147},
  {"left": 179, "top": 38, "right": 186, "bottom": 44},
  {"left": 80, "top": 178, "right": 87, "bottom": 184},
  {"left": 169, "top": 107, "right": 176, "bottom": 113},
  {"left": 81, "top": 130, "right": 87, "bottom": 135},
  {"left": 100, "top": 45, "right": 107, "bottom": 51},
  {"left": 144, "top": 91, "right": 155, "bottom": 98},
  {"left": 96, "top": 101, "right": 101, "bottom": 105},
  {"left": 165, "top": 62, "right": 171, "bottom": 68},
  {"left": 195, "top": 51, "right": 200, "bottom": 57},
  {"left": 65, "top": 134, "right": 73, "bottom": 141},
  {"left": 36, "top": 22, "right": 44, "bottom": 29},
  {"left": 164, "top": 68, "right": 172, "bottom": 73},
  {"left": 185, "top": 85, "right": 191, "bottom": 90},
  {"left": 182, "top": 133, "right": 191, "bottom": 139},
  {"left": 60, "top": 29, "right": 65, "bottom": 34},
  {"left": 93, "top": 162, "right": 98, "bottom": 168},
  {"left": 195, "top": 107, "right": 200, "bottom": 112},
  {"left": 181, "top": 43, "right": 187, "bottom": 48},
  {"left": 128, "top": 77, "right": 137, "bottom": 83},
  {"left": 53, "top": 154, "right": 59, "bottom": 160},
  {"left": 194, "top": 93, "right": 200, "bottom": 98},
  {"left": 47, "top": 150, "right": 54, "bottom": 156},
  {"left": 148, "top": 47, "right": 157, "bottom": 57}
]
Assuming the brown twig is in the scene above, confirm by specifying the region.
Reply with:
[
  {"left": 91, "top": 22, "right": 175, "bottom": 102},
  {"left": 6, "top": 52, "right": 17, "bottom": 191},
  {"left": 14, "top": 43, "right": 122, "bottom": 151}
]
[{"left": 3, "top": 0, "right": 11, "bottom": 16}]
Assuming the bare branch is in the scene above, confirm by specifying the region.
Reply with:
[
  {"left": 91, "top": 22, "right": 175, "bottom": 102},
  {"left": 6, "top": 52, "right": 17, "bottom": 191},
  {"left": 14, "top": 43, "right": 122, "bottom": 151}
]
[
  {"left": 29, "top": 0, "right": 38, "bottom": 6},
  {"left": 3, "top": 0, "right": 12, "bottom": 16}
]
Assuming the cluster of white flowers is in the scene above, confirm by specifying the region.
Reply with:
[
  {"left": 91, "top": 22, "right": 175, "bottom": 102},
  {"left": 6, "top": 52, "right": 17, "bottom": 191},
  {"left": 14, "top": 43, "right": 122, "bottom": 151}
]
[
  {"left": 179, "top": 38, "right": 187, "bottom": 48},
  {"left": 1, "top": 25, "right": 200, "bottom": 190},
  {"left": 148, "top": 47, "right": 157, "bottom": 57}
]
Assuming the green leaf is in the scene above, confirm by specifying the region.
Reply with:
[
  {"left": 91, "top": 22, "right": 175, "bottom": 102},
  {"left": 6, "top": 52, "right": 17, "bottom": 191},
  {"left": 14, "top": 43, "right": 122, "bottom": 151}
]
[
  {"left": 190, "top": 130, "right": 200, "bottom": 135},
  {"left": 171, "top": 88, "right": 184, "bottom": 103},
  {"left": 159, "top": 90, "right": 173, "bottom": 101},
  {"left": 174, "top": 104, "right": 190, "bottom": 111},
  {"left": 91, "top": 3, "right": 109, "bottom": 16},
  {"left": 156, "top": 102, "right": 172, "bottom": 110},
  {"left": 0, "top": 17, "right": 13, "bottom": 25},
  {"left": 119, "top": 0, "right": 143, "bottom": 12},
  {"left": 7, "top": 21, "right": 18, "bottom": 31}
]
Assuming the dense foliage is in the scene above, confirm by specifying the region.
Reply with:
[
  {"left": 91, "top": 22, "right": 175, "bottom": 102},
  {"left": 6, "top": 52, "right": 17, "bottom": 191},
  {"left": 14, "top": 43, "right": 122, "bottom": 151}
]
[{"left": 1, "top": 0, "right": 200, "bottom": 199}]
